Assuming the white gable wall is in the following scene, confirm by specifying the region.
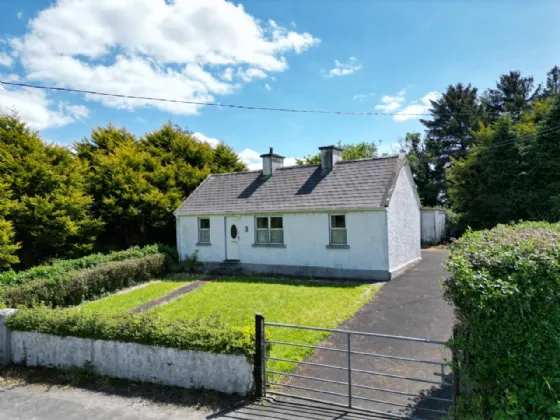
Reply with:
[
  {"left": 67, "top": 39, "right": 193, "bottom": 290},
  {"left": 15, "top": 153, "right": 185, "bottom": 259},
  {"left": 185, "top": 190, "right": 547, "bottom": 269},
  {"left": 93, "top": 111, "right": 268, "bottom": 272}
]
[
  {"left": 387, "top": 165, "right": 421, "bottom": 275},
  {"left": 177, "top": 210, "right": 389, "bottom": 279}
]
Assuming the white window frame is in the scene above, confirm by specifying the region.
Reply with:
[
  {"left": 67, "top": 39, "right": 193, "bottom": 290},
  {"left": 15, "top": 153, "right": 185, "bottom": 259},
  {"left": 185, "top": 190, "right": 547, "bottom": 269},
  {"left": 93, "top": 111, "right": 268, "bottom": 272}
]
[
  {"left": 329, "top": 214, "right": 347, "bottom": 245},
  {"left": 255, "top": 216, "right": 284, "bottom": 244},
  {"left": 198, "top": 218, "right": 211, "bottom": 244}
]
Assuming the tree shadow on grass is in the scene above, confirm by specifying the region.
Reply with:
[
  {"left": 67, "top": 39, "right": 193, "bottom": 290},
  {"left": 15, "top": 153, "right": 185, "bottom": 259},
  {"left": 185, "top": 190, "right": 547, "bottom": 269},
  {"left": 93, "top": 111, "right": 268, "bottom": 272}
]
[{"left": 0, "top": 364, "right": 248, "bottom": 412}]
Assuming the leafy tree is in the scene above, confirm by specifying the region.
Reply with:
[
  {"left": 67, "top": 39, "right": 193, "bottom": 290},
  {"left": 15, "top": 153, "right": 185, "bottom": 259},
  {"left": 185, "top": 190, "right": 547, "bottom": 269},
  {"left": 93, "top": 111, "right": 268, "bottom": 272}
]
[
  {"left": 420, "top": 83, "right": 482, "bottom": 203},
  {"left": 527, "top": 96, "right": 560, "bottom": 221},
  {"left": 447, "top": 97, "right": 560, "bottom": 230},
  {"left": 0, "top": 183, "right": 19, "bottom": 268},
  {"left": 481, "top": 71, "right": 537, "bottom": 121},
  {"left": 398, "top": 133, "right": 439, "bottom": 207},
  {"left": 0, "top": 113, "right": 103, "bottom": 267},
  {"left": 0, "top": 219, "right": 19, "bottom": 269},
  {"left": 296, "top": 141, "right": 378, "bottom": 165},
  {"left": 543, "top": 65, "right": 560, "bottom": 98},
  {"left": 77, "top": 126, "right": 177, "bottom": 248},
  {"left": 78, "top": 122, "right": 246, "bottom": 248}
]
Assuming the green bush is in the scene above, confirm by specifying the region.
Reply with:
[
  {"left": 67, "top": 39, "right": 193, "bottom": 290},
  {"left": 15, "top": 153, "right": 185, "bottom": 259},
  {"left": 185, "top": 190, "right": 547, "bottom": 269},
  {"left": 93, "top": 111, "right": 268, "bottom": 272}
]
[
  {"left": 0, "top": 253, "right": 169, "bottom": 308},
  {"left": 0, "top": 245, "right": 163, "bottom": 286},
  {"left": 6, "top": 306, "right": 255, "bottom": 359},
  {"left": 444, "top": 222, "right": 560, "bottom": 419},
  {"left": 445, "top": 208, "right": 465, "bottom": 238}
]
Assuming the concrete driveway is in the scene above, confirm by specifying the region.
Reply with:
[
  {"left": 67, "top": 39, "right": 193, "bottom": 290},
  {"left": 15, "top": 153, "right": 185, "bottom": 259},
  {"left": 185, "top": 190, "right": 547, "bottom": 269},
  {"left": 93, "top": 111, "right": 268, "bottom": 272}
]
[{"left": 256, "top": 249, "right": 455, "bottom": 419}]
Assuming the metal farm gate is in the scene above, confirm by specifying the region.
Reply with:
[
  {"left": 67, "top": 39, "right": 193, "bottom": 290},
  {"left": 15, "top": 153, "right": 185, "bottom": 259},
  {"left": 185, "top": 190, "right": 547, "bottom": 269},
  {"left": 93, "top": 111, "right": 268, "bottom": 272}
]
[{"left": 254, "top": 314, "right": 455, "bottom": 420}]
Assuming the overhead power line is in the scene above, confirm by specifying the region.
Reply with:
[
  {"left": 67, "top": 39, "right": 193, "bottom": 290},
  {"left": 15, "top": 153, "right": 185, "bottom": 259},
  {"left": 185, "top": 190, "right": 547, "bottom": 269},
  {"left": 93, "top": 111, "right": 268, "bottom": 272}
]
[{"left": 1, "top": 79, "right": 499, "bottom": 118}]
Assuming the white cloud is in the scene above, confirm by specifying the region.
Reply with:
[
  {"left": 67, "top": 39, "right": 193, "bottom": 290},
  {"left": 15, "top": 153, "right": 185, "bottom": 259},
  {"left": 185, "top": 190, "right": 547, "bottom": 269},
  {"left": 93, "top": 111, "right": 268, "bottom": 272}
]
[
  {"left": 221, "top": 67, "right": 234, "bottom": 82},
  {"left": 0, "top": 84, "right": 89, "bottom": 130},
  {"left": 375, "top": 89, "right": 406, "bottom": 112},
  {"left": 134, "top": 116, "right": 146, "bottom": 124},
  {"left": 0, "top": 53, "right": 13, "bottom": 68},
  {"left": 238, "top": 148, "right": 298, "bottom": 170},
  {"left": 0, "top": 73, "right": 20, "bottom": 82},
  {"left": 265, "top": 83, "right": 272, "bottom": 91},
  {"left": 323, "top": 57, "right": 362, "bottom": 78},
  {"left": 193, "top": 132, "right": 221, "bottom": 148},
  {"left": 284, "top": 157, "right": 297, "bottom": 167},
  {"left": 17, "top": 11, "right": 23, "bottom": 19},
  {"left": 352, "top": 92, "right": 375, "bottom": 100},
  {"left": 10, "top": 0, "right": 320, "bottom": 116},
  {"left": 238, "top": 148, "right": 262, "bottom": 170},
  {"left": 238, "top": 67, "right": 268, "bottom": 82},
  {"left": 393, "top": 91, "right": 440, "bottom": 122}
]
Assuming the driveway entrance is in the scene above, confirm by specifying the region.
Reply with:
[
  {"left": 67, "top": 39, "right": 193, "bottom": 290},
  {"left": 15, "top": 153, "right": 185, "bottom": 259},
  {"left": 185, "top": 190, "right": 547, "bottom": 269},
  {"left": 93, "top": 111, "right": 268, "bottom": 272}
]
[{"left": 258, "top": 249, "right": 454, "bottom": 419}]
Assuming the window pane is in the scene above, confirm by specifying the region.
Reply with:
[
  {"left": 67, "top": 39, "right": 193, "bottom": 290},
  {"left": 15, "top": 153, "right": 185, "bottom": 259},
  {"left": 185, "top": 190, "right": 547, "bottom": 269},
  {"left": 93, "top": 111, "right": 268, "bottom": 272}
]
[
  {"left": 331, "top": 229, "right": 347, "bottom": 244},
  {"left": 256, "top": 217, "right": 268, "bottom": 229},
  {"left": 270, "top": 230, "right": 284, "bottom": 244},
  {"left": 256, "top": 229, "right": 270, "bottom": 243},
  {"left": 200, "top": 229, "right": 210, "bottom": 243},
  {"left": 271, "top": 217, "right": 283, "bottom": 229},
  {"left": 331, "top": 215, "right": 346, "bottom": 228},
  {"left": 199, "top": 218, "right": 210, "bottom": 229}
]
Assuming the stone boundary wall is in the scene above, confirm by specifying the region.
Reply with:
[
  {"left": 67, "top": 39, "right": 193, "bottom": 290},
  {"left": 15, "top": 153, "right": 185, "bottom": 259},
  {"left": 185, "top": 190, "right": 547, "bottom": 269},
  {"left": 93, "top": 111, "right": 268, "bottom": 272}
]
[{"left": 0, "top": 311, "right": 253, "bottom": 395}]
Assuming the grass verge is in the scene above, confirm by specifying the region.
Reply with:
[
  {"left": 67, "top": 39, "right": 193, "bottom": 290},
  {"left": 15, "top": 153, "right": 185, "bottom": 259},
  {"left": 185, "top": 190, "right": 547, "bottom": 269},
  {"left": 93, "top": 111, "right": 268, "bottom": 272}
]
[{"left": 149, "top": 277, "right": 381, "bottom": 376}]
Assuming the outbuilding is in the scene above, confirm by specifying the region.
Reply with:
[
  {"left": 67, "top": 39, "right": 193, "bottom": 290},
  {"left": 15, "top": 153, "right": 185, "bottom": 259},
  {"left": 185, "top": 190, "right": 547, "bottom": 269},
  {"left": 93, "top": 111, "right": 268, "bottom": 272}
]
[{"left": 175, "top": 146, "right": 421, "bottom": 281}]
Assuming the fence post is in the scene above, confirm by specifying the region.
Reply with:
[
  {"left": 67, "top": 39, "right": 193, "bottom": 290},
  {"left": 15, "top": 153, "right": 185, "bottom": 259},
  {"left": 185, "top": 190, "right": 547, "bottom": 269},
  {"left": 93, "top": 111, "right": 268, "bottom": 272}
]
[
  {"left": 452, "top": 326, "right": 460, "bottom": 407},
  {"left": 254, "top": 313, "right": 264, "bottom": 399}
]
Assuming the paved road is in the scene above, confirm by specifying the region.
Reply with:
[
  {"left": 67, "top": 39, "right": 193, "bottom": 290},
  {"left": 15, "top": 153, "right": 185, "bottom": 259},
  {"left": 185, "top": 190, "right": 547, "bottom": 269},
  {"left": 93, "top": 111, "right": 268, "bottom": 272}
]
[
  {"left": 263, "top": 250, "right": 454, "bottom": 419},
  {"left": 0, "top": 385, "right": 211, "bottom": 420}
]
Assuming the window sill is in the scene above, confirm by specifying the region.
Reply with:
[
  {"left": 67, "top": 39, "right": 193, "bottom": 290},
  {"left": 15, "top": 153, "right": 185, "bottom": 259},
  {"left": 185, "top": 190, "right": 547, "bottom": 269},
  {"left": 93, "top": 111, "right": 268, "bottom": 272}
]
[
  {"left": 196, "top": 242, "right": 212, "bottom": 246},
  {"left": 326, "top": 244, "right": 350, "bottom": 249},
  {"left": 252, "top": 243, "right": 286, "bottom": 248}
]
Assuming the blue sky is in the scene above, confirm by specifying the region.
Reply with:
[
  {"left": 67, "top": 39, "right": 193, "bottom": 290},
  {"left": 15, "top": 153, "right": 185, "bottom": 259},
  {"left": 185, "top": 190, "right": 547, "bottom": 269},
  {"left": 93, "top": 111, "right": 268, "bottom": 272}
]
[{"left": 1, "top": 0, "right": 559, "bottom": 168}]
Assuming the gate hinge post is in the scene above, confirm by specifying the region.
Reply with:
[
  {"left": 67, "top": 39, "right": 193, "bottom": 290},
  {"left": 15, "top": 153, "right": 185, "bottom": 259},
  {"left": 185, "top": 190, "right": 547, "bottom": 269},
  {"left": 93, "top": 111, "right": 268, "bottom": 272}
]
[{"left": 254, "top": 313, "right": 265, "bottom": 399}]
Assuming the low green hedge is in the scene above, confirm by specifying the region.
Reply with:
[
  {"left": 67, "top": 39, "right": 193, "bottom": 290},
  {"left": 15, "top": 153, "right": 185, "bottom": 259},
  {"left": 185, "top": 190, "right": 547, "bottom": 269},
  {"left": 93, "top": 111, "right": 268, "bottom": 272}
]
[
  {"left": 6, "top": 306, "right": 255, "bottom": 359},
  {"left": 0, "top": 244, "right": 172, "bottom": 286},
  {"left": 0, "top": 253, "right": 169, "bottom": 308},
  {"left": 444, "top": 222, "right": 560, "bottom": 419}
]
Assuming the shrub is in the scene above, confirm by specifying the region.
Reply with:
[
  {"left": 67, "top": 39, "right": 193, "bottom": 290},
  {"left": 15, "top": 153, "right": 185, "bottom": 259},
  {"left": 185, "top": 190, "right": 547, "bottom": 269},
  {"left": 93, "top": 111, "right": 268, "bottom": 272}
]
[
  {"left": 0, "top": 244, "right": 164, "bottom": 286},
  {"left": 6, "top": 306, "right": 255, "bottom": 359},
  {"left": 155, "top": 243, "right": 179, "bottom": 263},
  {"left": 445, "top": 208, "right": 465, "bottom": 238},
  {"left": 0, "top": 253, "right": 169, "bottom": 308},
  {"left": 444, "top": 222, "right": 560, "bottom": 419}
]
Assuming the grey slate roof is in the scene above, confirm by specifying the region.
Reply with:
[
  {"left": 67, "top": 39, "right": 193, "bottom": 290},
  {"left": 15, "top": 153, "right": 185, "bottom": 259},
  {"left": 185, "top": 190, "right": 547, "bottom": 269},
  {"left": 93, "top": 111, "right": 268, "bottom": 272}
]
[{"left": 175, "top": 155, "right": 404, "bottom": 215}]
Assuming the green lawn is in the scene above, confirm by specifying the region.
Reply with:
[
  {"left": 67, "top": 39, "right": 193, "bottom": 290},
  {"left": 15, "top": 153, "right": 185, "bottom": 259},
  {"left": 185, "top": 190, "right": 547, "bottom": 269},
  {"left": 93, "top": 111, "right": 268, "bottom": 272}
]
[
  {"left": 150, "top": 278, "right": 381, "bottom": 376},
  {"left": 79, "top": 277, "right": 195, "bottom": 313}
]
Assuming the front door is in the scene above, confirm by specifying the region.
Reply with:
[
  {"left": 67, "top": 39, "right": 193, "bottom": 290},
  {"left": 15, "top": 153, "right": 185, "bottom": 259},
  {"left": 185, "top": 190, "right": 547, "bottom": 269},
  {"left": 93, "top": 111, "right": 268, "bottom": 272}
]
[{"left": 226, "top": 217, "right": 240, "bottom": 260}]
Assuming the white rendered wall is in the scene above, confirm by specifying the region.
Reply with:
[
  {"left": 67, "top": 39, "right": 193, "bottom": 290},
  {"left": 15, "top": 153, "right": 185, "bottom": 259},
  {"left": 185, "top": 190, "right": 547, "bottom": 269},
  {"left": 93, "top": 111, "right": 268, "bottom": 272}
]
[
  {"left": 387, "top": 166, "right": 421, "bottom": 273},
  {"left": 11, "top": 331, "right": 253, "bottom": 395},
  {"left": 177, "top": 211, "right": 389, "bottom": 272}
]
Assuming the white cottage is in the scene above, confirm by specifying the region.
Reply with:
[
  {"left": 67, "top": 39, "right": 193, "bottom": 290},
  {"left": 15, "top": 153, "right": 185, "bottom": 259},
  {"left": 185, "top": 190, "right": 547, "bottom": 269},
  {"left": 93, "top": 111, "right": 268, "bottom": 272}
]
[{"left": 174, "top": 145, "right": 421, "bottom": 281}]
